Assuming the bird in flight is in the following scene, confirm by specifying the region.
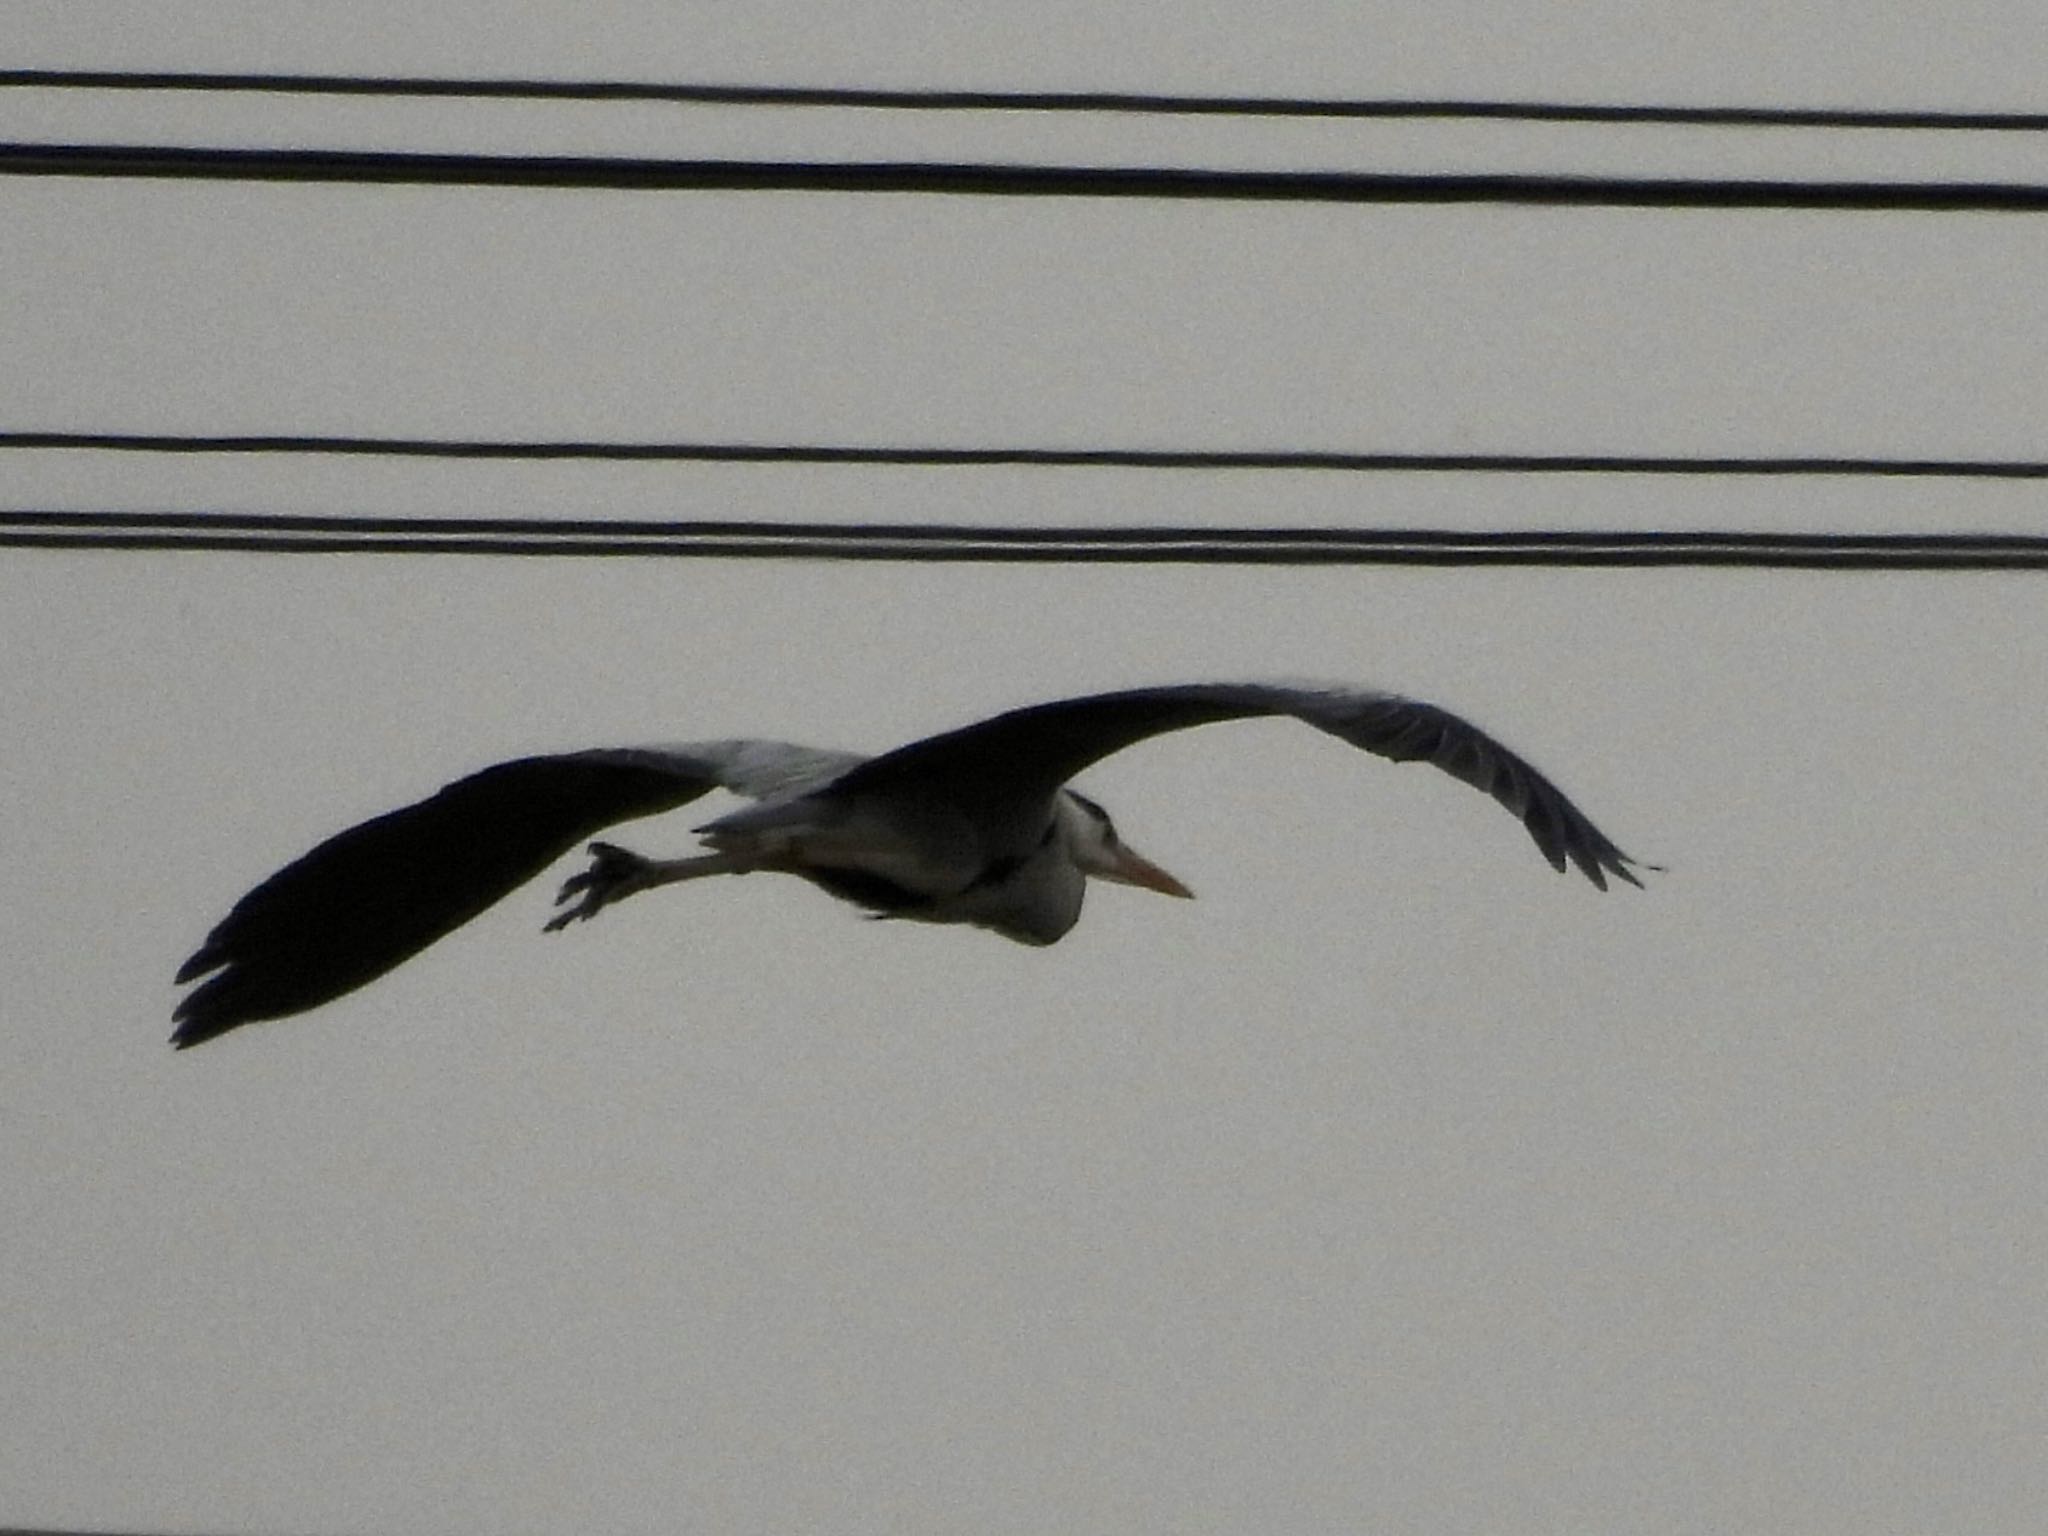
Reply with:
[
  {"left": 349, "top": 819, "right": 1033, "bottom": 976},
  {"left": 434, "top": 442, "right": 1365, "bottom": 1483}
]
[{"left": 171, "top": 682, "right": 1650, "bottom": 1048}]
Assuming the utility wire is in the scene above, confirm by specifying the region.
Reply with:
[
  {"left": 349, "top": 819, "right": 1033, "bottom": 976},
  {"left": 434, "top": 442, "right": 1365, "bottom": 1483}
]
[
  {"left": 4, "top": 512, "right": 2041, "bottom": 569},
  {"left": 7, "top": 143, "right": 2048, "bottom": 210},
  {"left": 2, "top": 69, "right": 2043, "bottom": 130},
  {"left": 8, "top": 432, "right": 2048, "bottom": 478}
]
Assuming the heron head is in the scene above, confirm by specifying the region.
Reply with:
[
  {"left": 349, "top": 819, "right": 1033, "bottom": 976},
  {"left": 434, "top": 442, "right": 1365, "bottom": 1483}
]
[{"left": 1058, "top": 791, "right": 1195, "bottom": 899}]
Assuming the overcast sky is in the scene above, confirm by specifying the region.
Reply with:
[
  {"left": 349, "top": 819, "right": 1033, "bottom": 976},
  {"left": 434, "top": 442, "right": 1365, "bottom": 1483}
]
[{"left": 6, "top": 6, "right": 2048, "bottom": 1534}]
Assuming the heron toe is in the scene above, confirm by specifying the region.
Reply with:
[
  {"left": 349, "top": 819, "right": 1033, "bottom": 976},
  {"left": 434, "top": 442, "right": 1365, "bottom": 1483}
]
[{"left": 546, "top": 841, "right": 653, "bottom": 929}]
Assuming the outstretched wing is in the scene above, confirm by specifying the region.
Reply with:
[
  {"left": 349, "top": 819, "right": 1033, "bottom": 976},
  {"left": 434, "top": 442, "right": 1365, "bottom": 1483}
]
[
  {"left": 833, "top": 683, "right": 1649, "bottom": 890},
  {"left": 171, "top": 741, "right": 855, "bottom": 1048}
]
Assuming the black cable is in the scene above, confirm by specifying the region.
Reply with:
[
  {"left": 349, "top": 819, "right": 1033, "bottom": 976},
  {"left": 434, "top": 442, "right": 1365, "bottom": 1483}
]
[
  {"left": 4, "top": 512, "right": 2041, "bottom": 569},
  {"left": 10, "top": 433, "right": 2048, "bottom": 477},
  {"left": 1, "top": 69, "right": 2042, "bottom": 131},
  {"left": 7, "top": 144, "right": 2048, "bottom": 210}
]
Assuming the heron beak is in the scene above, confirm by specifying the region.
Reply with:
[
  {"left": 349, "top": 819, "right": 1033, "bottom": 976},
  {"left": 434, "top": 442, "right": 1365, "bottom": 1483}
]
[{"left": 1101, "top": 843, "right": 1195, "bottom": 899}]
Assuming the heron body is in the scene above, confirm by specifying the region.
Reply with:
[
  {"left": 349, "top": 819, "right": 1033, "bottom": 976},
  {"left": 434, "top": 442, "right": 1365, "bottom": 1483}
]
[{"left": 171, "top": 682, "right": 1650, "bottom": 1048}]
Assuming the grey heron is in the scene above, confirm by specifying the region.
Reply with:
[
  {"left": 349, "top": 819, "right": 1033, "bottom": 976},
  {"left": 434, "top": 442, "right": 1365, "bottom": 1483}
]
[{"left": 171, "top": 682, "right": 1650, "bottom": 1048}]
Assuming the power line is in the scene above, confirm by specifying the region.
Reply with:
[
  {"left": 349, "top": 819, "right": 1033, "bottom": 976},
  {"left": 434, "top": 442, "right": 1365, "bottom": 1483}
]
[
  {"left": 9, "top": 433, "right": 2048, "bottom": 477},
  {"left": 3, "top": 69, "right": 2042, "bottom": 130},
  {"left": 4, "top": 512, "right": 2041, "bottom": 568},
  {"left": 7, "top": 143, "right": 2048, "bottom": 210}
]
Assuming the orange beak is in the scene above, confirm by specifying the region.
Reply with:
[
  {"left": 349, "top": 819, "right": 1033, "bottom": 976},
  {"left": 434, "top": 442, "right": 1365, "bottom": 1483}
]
[{"left": 1100, "top": 843, "right": 1196, "bottom": 899}]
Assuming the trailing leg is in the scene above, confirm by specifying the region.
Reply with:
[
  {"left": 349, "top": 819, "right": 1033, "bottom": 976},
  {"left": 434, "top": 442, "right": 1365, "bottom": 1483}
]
[{"left": 545, "top": 842, "right": 754, "bottom": 930}]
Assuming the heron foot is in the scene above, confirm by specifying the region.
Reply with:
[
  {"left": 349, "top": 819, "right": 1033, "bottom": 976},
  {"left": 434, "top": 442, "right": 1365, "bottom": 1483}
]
[{"left": 545, "top": 841, "right": 654, "bottom": 931}]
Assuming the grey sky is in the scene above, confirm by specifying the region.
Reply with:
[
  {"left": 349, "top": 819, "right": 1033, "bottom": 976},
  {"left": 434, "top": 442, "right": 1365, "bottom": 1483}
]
[{"left": 5, "top": 6, "right": 2047, "bottom": 1533}]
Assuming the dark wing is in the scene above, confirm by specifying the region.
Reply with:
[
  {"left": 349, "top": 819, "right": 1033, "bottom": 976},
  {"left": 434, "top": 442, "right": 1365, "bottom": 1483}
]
[
  {"left": 833, "top": 682, "right": 1649, "bottom": 890},
  {"left": 171, "top": 749, "right": 729, "bottom": 1048}
]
